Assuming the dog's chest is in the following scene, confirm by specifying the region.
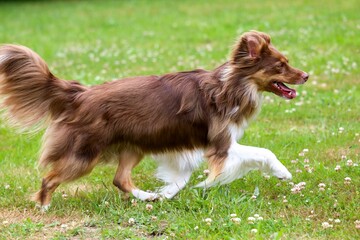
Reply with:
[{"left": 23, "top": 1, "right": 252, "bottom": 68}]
[{"left": 228, "top": 121, "right": 248, "bottom": 142}]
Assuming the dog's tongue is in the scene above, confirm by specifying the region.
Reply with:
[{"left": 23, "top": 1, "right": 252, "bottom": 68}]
[{"left": 278, "top": 82, "right": 296, "bottom": 99}]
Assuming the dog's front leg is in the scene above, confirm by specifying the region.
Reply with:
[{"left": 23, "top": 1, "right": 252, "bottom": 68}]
[
  {"left": 196, "top": 143, "right": 292, "bottom": 188},
  {"left": 231, "top": 144, "right": 293, "bottom": 180}
]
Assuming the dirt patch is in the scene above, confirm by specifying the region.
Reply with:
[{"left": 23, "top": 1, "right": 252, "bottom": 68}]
[{"left": 0, "top": 208, "right": 100, "bottom": 239}]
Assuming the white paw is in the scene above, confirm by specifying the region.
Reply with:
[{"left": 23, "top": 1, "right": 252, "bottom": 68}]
[
  {"left": 261, "top": 149, "right": 292, "bottom": 180},
  {"left": 157, "top": 182, "right": 187, "bottom": 199},
  {"left": 270, "top": 164, "right": 292, "bottom": 180},
  {"left": 159, "top": 191, "right": 176, "bottom": 199},
  {"left": 36, "top": 203, "right": 51, "bottom": 212},
  {"left": 131, "top": 189, "right": 161, "bottom": 201},
  {"left": 157, "top": 187, "right": 177, "bottom": 199}
]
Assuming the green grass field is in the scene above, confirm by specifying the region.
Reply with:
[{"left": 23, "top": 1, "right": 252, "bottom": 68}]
[{"left": 0, "top": 0, "right": 359, "bottom": 239}]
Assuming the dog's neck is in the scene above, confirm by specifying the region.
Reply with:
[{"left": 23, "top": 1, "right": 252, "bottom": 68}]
[{"left": 201, "top": 62, "right": 262, "bottom": 125}]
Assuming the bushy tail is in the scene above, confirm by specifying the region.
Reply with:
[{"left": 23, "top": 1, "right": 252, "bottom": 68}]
[{"left": 0, "top": 44, "right": 87, "bottom": 128}]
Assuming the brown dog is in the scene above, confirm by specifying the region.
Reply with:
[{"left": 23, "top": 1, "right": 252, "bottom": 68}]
[{"left": 0, "top": 31, "right": 308, "bottom": 210}]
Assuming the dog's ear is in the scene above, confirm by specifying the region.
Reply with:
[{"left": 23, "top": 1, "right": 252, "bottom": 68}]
[
  {"left": 231, "top": 31, "right": 270, "bottom": 63},
  {"left": 246, "top": 35, "right": 262, "bottom": 58},
  {"left": 253, "top": 30, "right": 271, "bottom": 45}
]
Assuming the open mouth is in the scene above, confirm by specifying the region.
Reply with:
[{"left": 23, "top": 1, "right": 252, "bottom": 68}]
[{"left": 271, "top": 81, "right": 296, "bottom": 99}]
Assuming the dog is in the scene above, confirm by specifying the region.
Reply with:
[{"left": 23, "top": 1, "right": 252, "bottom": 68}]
[{"left": 0, "top": 31, "right": 308, "bottom": 210}]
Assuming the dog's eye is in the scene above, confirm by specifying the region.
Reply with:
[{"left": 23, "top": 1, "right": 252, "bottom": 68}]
[{"left": 276, "top": 62, "right": 285, "bottom": 70}]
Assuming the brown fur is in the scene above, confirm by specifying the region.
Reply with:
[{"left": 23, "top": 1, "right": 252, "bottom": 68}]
[{"left": 0, "top": 31, "right": 308, "bottom": 206}]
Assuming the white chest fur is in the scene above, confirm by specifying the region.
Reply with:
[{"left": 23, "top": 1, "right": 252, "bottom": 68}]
[{"left": 228, "top": 120, "right": 248, "bottom": 143}]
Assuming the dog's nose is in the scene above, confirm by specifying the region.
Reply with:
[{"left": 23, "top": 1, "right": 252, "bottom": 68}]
[{"left": 302, "top": 72, "right": 309, "bottom": 82}]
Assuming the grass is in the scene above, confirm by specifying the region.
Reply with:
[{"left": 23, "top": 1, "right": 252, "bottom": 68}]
[{"left": 0, "top": 0, "right": 359, "bottom": 239}]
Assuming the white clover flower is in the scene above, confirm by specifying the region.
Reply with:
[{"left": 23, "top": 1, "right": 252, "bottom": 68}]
[
  {"left": 334, "top": 219, "right": 341, "bottom": 223},
  {"left": 146, "top": 204, "right": 153, "bottom": 211},
  {"left": 318, "top": 183, "right": 326, "bottom": 188},
  {"left": 250, "top": 195, "right": 257, "bottom": 200},
  {"left": 231, "top": 217, "right": 241, "bottom": 224},
  {"left": 204, "top": 218, "right": 212, "bottom": 225},
  {"left": 291, "top": 182, "right": 306, "bottom": 194},
  {"left": 334, "top": 165, "right": 341, "bottom": 171},
  {"left": 4, "top": 184, "right": 10, "bottom": 190},
  {"left": 131, "top": 199, "right": 137, "bottom": 207},
  {"left": 303, "top": 149, "right": 309, "bottom": 152},
  {"left": 257, "top": 217, "right": 264, "bottom": 221},
  {"left": 128, "top": 218, "right": 135, "bottom": 225},
  {"left": 291, "top": 186, "right": 301, "bottom": 194},
  {"left": 251, "top": 229, "right": 258, "bottom": 233},
  {"left": 299, "top": 182, "right": 306, "bottom": 187},
  {"left": 355, "top": 220, "right": 360, "bottom": 229},
  {"left": 344, "top": 177, "right": 352, "bottom": 185},
  {"left": 203, "top": 169, "right": 210, "bottom": 176},
  {"left": 247, "top": 217, "right": 256, "bottom": 224},
  {"left": 194, "top": 226, "right": 199, "bottom": 230},
  {"left": 346, "top": 160, "right": 353, "bottom": 166},
  {"left": 230, "top": 213, "right": 237, "bottom": 217},
  {"left": 322, "top": 222, "right": 333, "bottom": 229},
  {"left": 151, "top": 216, "right": 157, "bottom": 221}
]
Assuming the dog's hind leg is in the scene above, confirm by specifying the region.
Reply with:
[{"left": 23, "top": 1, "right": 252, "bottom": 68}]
[
  {"left": 153, "top": 150, "right": 203, "bottom": 199},
  {"left": 33, "top": 156, "right": 98, "bottom": 211},
  {"left": 113, "top": 151, "right": 160, "bottom": 201}
]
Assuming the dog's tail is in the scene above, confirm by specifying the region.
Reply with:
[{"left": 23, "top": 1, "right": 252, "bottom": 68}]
[{"left": 0, "top": 44, "right": 87, "bottom": 129}]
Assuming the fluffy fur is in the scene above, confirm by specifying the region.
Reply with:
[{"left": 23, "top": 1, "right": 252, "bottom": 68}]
[{"left": 0, "top": 31, "right": 308, "bottom": 209}]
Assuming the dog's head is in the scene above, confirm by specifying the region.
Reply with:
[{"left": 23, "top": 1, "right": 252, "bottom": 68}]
[{"left": 230, "top": 30, "right": 308, "bottom": 99}]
